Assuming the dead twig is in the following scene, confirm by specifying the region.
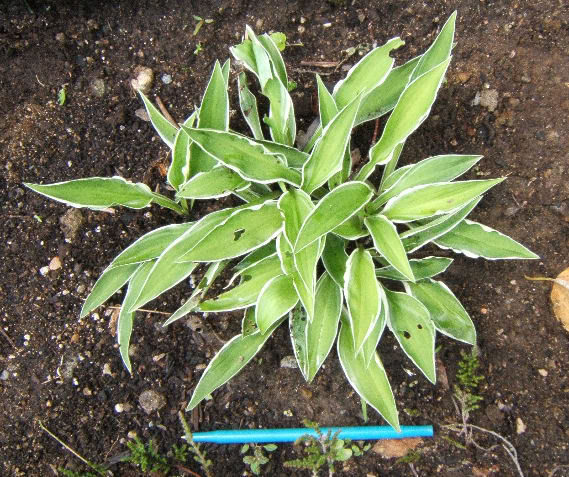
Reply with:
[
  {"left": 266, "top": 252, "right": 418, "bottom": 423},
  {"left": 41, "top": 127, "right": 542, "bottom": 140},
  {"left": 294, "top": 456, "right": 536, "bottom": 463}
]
[
  {"left": 300, "top": 60, "right": 339, "bottom": 68},
  {"left": 291, "top": 67, "right": 335, "bottom": 76},
  {"left": 174, "top": 463, "right": 204, "bottom": 477},
  {"left": 155, "top": 96, "right": 179, "bottom": 127},
  {"left": 0, "top": 327, "right": 20, "bottom": 352},
  {"left": 370, "top": 118, "right": 381, "bottom": 145},
  {"left": 106, "top": 305, "right": 171, "bottom": 317}
]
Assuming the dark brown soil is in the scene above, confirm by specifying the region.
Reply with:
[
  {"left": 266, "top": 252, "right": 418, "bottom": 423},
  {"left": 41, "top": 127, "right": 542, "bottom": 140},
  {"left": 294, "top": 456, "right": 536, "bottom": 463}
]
[{"left": 1, "top": 1, "right": 568, "bottom": 476}]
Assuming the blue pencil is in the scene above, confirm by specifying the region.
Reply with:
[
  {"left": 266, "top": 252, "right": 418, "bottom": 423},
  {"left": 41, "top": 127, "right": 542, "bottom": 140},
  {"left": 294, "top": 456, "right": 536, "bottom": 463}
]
[{"left": 189, "top": 425, "right": 433, "bottom": 444}]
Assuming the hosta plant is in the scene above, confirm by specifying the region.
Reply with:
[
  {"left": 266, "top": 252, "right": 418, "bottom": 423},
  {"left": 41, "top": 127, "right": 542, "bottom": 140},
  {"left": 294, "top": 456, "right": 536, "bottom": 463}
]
[{"left": 25, "top": 12, "right": 537, "bottom": 430}]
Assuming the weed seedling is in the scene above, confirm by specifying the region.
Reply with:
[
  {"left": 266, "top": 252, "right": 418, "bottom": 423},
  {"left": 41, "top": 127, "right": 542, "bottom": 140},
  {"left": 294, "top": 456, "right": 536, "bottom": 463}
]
[{"left": 241, "top": 443, "right": 278, "bottom": 475}]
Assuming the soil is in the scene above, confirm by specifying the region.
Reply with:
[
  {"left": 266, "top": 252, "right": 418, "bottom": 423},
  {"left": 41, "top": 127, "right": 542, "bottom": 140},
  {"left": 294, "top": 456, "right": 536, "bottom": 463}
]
[{"left": 1, "top": 1, "right": 568, "bottom": 476}]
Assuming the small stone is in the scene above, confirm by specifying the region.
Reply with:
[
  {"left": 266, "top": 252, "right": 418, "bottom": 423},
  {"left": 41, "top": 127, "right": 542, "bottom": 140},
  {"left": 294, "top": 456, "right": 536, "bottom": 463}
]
[
  {"left": 358, "top": 13, "right": 366, "bottom": 23},
  {"left": 135, "top": 108, "right": 150, "bottom": 122},
  {"left": 298, "top": 25, "right": 305, "bottom": 34},
  {"left": 91, "top": 78, "right": 106, "bottom": 98},
  {"left": 301, "top": 388, "right": 312, "bottom": 399},
  {"left": 456, "top": 71, "right": 471, "bottom": 83},
  {"left": 39, "top": 266, "right": 50, "bottom": 276},
  {"left": 103, "top": 363, "right": 112, "bottom": 376},
  {"left": 373, "top": 438, "right": 423, "bottom": 458},
  {"left": 161, "top": 74, "right": 172, "bottom": 85},
  {"left": 49, "top": 256, "right": 62, "bottom": 271},
  {"left": 76, "top": 285, "right": 86, "bottom": 294},
  {"left": 139, "top": 390, "right": 167, "bottom": 414},
  {"left": 115, "top": 403, "right": 133, "bottom": 413},
  {"left": 0, "top": 370, "right": 9, "bottom": 380},
  {"left": 479, "top": 89, "right": 499, "bottom": 112},
  {"left": 516, "top": 417, "right": 527, "bottom": 434},
  {"left": 255, "top": 18, "right": 264, "bottom": 30},
  {"left": 70, "top": 333, "right": 80, "bottom": 344},
  {"left": 280, "top": 355, "right": 298, "bottom": 368},
  {"left": 131, "top": 66, "right": 154, "bottom": 94},
  {"left": 55, "top": 32, "right": 66, "bottom": 44},
  {"left": 86, "top": 19, "right": 99, "bottom": 31},
  {"left": 152, "top": 353, "right": 166, "bottom": 362},
  {"left": 83, "top": 387, "right": 92, "bottom": 396},
  {"left": 538, "top": 368, "right": 548, "bottom": 377},
  {"left": 520, "top": 75, "right": 531, "bottom": 83},
  {"left": 127, "top": 431, "right": 138, "bottom": 439}
]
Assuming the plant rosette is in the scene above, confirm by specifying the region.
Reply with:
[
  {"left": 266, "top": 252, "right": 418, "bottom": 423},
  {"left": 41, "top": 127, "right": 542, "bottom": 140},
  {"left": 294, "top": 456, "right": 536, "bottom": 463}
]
[{"left": 25, "top": 12, "right": 538, "bottom": 431}]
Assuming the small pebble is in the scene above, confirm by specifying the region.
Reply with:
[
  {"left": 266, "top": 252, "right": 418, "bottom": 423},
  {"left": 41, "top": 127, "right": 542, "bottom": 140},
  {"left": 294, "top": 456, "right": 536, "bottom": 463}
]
[
  {"left": 538, "top": 368, "right": 548, "bottom": 377},
  {"left": 135, "top": 108, "right": 150, "bottom": 122},
  {"left": 139, "top": 390, "right": 166, "bottom": 414},
  {"left": 77, "top": 284, "right": 86, "bottom": 294},
  {"left": 520, "top": 75, "right": 531, "bottom": 83},
  {"left": 103, "top": 363, "right": 112, "bottom": 376},
  {"left": 115, "top": 403, "right": 133, "bottom": 413},
  {"left": 161, "top": 74, "right": 172, "bottom": 85},
  {"left": 83, "top": 387, "right": 92, "bottom": 396},
  {"left": 0, "top": 370, "right": 9, "bottom": 380},
  {"left": 280, "top": 355, "right": 298, "bottom": 368},
  {"left": 127, "top": 431, "right": 138, "bottom": 439},
  {"left": 131, "top": 66, "right": 154, "bottom": 94},
  {"left": 39, "top": 266, "right": 50, "bottom": 276},
  {"left": 516, "top": 417, "right": 527, "bottom": 434}
]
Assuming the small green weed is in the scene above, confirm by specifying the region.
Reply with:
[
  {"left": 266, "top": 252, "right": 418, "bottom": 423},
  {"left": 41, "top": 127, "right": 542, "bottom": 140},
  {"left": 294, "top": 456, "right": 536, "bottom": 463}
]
[
  {"left": 284, "top": 419, "right": 370, "bottom": 476},
  {"left": 193, "top": 42, "right": 203, "bottom": 55},
  {"left": 454, "top": 348, "right": 484, "bottom": 416},
  {"left": 123, "top": 437, "right": 170, "bottom": 474},
  {"left": 57, "top": 85, "right": 67, "bottom": 106},
  {"left": 241, "top": 443, "right": 277, "bottom": 475}
]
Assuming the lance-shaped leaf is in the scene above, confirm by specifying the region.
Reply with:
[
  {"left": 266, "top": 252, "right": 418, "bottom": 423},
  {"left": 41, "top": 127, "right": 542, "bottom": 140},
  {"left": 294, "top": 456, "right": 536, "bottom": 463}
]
[
  {"left": 409, "top": 11, "right": 456, "bottom": 82},
  {"left": 355, "top": 56, "right": 421, "bottom": 126},
  {"left": 322, "top": 234, "right": 348, "bottom": 288},
  {"left": 258, "top": 33, "right": 288, "bottom": 86},
  {"left": 263, "top": 76, "right": 296, "bottom": 146},
  {"left": 139, "top": 91, "right": 178, "bottom": 148},
  {"left": 434, "top": 219, "right": 539, "bottom": 260},
  {"left": 117, "top": 261, "right": 154, "bottom": 373},
  {"left": 25, "top": 177, "right": 155, "bottom": 210},
  {"left": 187, "top": 317, "right": 285, "bottom": 411},
  {"left": 305, "top": 272, "right": 342, "bottom": 382},
  {"left": 301, "top": 96, "right": 361, "bottom": 194},
  {"left": 365, "top": 215, "right": 414, "bottom": 282},
  {"left": 278, "top": 189, "right": 314, "bottom": 243},
  {"left": 233, "top": 242, "right": 277, "bottom": 274},
  {"left": 200, "top": 255, "right": 282, "bottom": 312},
  {"left": 382, "top": 178, "right": 504, "bottom": 223},
  {"left": 180, "top": 202, "right": 283, "bottom": 262},
  {"left": 385, "top": 289, "right": 436, "bottom": 383},
  {"left": 361, "top": 284, "right": 387, "bottom": 368},
  {"left": 332, "top": 215, "right": 369, "bottom": 240},
  {"left": 183, "top": 128, "right": 301, "bottom": 186},
  {"left": 168, "top": 112, "right": 197, "bottom": 190},
  {"left": 401, "top": 197, "right": 481, "bottom": 252},
  {"left": 405, "top": 279, "right": 476, "bottom": 344},
  {"left": 371, "top": 154, "right": 483, "bottom": 209},
  {"left": 177, "top": 167, "right": 249, "bottom": 199},
  {"left": 254, "top": 139, "right": 308, "bottom": 168},
  {"left": 277, "top": 234, "right": 316, "bottom": 321},
  {"left": 238, "top": 72, "right": 264, "bottom": 140},
  {"left": 356, "top": 58, "right": 451, "bottom": 181},
  {"left": 317, "top": 74, "right": 338, "bottom": 127},
  {"left": 295, "top": 182, "right": 373, "bottom": 252},
  {"left": 376, "top": 257, "right": 453, "bottom": 281},
  {"left": 189, "top": 60, "right": 230, "bottom": 176},
  {"left": 345, "top": 248, "right": 381, "bottom": 354},
  {"left": 256, "top": 274, "right": 298, "bottom": 333},
  {"left": 290, "top": 304, "right": 309, "bottom": 379},
  {"left": 80, "top": 263, "right": 140, "bottom": 318},
  {"left": 337, "top": 317, "right": 400, "bottom": 430},
  {"left": 162, "top": 260, "right": 229, "bottom": 327},
  {"left": 333, "top": 37, "right": 405, "bottom": 109}
]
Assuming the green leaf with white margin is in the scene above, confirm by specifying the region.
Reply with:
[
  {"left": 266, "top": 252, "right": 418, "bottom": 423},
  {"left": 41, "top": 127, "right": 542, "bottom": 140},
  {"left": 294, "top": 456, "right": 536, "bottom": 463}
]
[
  {"left": 189, "top": 60, "right": 230, "bottom": 176},
  {"left": 361, "top": 284, "right": 387, "bottom": 368},
  {"left": 139, "top": 91, "right": 178, "bottom": 148},
  {"left": 263, "top": 76, "right": 296, "bottom": 146},
  {"left": 401, "top": 197, "right": 481, "bottom": 252},
  {"left": 383, "top": 178, "right": 504, "bottom": 223},
  {"left": 434, "top": 219, "right": 539, "bottom": 259},
  {"left": 322, "top": 234, "right": 348, "bottom": 288},
  {"left": 247, "top": 25, "right": 273, "bottom": 88},
  {"left": 290, "top": 303, "right": 309, "bottom": 379},
  {"left": 256, "top": 274, "right": 298, "bottom": 333},
  {"left": 80, "top": 263, "right": 140, "bottom": 318},
  {"left": 385, "top": 289, "right": 436, "bottom": 383},
  {"left": 333, "top": 37, "right": 405, "bottom": 109},
  {"left": 345, "top": 248, "right": 381, "bottom": 354},
  {"left": 365, "top": 215, "right": 414, "bottom": 281},
  {"left": 305, "top": 272, "right": 342, "bottom": 382},
  {"left": 296, "top": 182, "right": 373, "bottom": 252},
  {"left": 221, "top": 59, "right": 230, "bottom": 86},
  {"left": 254, "top": 139, "right": 308, "bottom": 168},
  {"left": 376, "top": 257, "right": 453, "bottom": 281},
  {"left": 200, "top": 255, "right": 282, "bottom": 312},
  {"left": 168, "top": 112, "right": 197, "bottom": 190},
  {"left": 316, "top": 74, "right": 338, "bottom": 127},
  {"left": 230, "top": 36, "right": 256, "bottom": 79},
  {"left": 187, "top": 315, "right": 285, "bottom": 410},
  {"left": 258, "top": 33, "right": 288, "bottom": 87},
  {"left": 233, "top": 241, "right": 277, "bottom": 274},
  {"left": 117, "top": 261, "right": 154, "bottom": 373},
  {"left": 409, "top": 11, "right": 456, "bottom": 83},
  {"left": 405, "top": 279, "right": 476, "bottom": 344},
  {"left": 238, "top": 72, "right": 264, "bottom": 140},
  {"left": 183, "top": 128, "right": 301, "bottom": 186},
  {"left": 162, "top": 260, "right": 229, "bottom": 326},
  {"left": 371, "top": 155, "right": 483, "bottom": 209},
  {"left": 277, "top": 234, "right": 316, "bottom": 321},
  {"left": 337, "top": 314, "right": 400, "bottom": 430},
  {"left": 355, "top": 56, "right": 420, "bottom": 126},
  {"left": 242, "top": 308, "right": 258, "bottom": 337},
  {"left": 277, "top": 190, "right": 320, "bottom": 321},
  {"left": 301, "top": 95, "right": 361, "bottom": 194},
  {"left": 180, "top": 201, "right": 283, "bottom": 262},
  {"left": 332, "top": 215, "right": 369, "bottom": 240},
  {"left": 25, "top": 177, "right": 155, "bottom": 210},
  {"left": 177, "top": 166, "right": 249, "bottom": 199},
  {"left": 356, "top": 58, "right": 451, "bottom": 181}
]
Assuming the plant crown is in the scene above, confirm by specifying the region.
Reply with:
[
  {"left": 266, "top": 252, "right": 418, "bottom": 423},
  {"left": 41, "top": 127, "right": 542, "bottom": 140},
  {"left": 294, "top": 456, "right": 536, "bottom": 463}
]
[{"left": 25, "top": 12, "right": 537, "bottom": 430}]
